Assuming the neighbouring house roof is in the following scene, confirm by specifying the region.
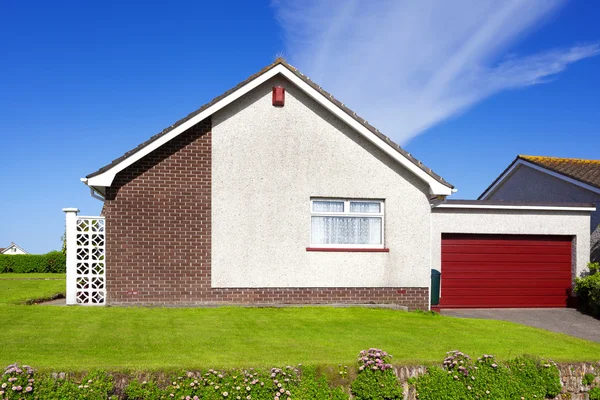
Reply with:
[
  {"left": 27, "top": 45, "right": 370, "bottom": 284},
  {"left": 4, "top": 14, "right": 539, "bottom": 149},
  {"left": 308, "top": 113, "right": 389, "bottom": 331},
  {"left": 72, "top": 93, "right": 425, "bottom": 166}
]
[
  {"left": 479, "top": 155, "right": 600, "bottom": 199},
  {"left": 519, "top": 155, "right": 600, "bottom": 189},
  {"left": 83, "top": 58, "right": 454, "bottom": 196},
  {"left": 0, "top": 248, "right": 4, "bottom": 253}
]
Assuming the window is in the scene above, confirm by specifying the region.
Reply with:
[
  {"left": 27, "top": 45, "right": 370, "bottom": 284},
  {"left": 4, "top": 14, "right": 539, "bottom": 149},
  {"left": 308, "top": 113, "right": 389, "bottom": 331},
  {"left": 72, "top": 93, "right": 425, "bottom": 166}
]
[{"left": 310, "top": 199, "right": 384, "bottom": 248}]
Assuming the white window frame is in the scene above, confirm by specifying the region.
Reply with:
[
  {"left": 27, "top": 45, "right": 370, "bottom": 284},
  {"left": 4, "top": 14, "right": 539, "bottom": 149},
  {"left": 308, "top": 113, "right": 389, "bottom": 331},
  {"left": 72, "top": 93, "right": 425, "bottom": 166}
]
[{"left": 309, "top": 198, "right": 385, "bottom": 249}]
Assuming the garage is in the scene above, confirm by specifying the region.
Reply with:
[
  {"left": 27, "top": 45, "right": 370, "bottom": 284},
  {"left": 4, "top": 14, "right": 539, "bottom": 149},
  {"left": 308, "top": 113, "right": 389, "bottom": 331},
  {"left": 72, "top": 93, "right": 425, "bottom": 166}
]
[{"left": 440, "top": 234, "right": 573, "bottom": 308}]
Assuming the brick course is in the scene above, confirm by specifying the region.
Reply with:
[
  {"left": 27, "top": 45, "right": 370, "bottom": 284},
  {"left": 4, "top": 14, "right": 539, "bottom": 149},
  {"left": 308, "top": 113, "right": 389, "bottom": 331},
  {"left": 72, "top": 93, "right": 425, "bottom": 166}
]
[{"left": 103, "top": 117, "right": 429, "bottom": 310}]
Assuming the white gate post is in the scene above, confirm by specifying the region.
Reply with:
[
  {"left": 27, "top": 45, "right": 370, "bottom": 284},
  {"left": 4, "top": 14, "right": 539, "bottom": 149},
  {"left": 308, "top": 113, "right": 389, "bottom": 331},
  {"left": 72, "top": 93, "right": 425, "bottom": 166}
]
[{"left": 62, "top": 208, "right": 79, "bottom": 305}]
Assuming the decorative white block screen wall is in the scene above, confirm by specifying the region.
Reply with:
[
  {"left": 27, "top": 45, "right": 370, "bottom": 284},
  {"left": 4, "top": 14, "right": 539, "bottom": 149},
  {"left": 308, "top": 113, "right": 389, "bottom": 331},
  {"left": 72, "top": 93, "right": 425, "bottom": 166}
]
[{"left": 63, "top": 208, "right": 106, "bottom": 305}]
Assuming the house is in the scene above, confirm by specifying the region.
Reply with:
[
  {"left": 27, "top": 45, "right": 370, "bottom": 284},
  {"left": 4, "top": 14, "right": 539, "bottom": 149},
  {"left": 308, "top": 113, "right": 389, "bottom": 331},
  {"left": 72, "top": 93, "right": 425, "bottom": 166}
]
[
  {"left": 71, "top": 59, "right": 594, "bottom": 309},
  {"left": 0, "top": 242, "right": 29, "bottom": 255},
  {"left": 479, "top": 155, "right": 600, "bottom": 262}
]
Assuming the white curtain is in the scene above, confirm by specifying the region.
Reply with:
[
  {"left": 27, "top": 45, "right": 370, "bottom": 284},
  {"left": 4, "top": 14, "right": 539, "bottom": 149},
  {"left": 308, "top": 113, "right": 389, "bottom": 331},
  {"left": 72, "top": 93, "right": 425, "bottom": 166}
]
[
  {"left": 311, "top": 216, "right": 381, "bottom": 245},
  {"left": 350, "top": 202, "right": 380, "bottom": 213},
  {"left": 313, "top": 201, "right": 344, "bottom": 212}
]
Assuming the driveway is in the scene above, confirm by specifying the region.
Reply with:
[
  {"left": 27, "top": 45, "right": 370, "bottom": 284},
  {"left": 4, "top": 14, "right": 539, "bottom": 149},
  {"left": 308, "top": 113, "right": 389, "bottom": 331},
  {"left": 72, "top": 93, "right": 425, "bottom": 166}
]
[{"left": 441, "top": 308, "right": 600, "bottom": 343}]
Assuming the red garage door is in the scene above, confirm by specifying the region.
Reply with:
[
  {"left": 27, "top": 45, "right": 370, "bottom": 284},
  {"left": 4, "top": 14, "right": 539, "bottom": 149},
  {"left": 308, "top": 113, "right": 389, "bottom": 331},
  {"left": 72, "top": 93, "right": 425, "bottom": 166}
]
[{"left": 441, "top": 234, "right": 573, "bottom": 308}]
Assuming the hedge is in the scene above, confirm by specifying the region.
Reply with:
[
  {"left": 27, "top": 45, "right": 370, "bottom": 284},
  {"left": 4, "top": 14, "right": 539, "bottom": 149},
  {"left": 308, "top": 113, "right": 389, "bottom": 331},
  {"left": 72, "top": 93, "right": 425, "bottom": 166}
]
[{"left": 0, "top": 251, "right": 66, "bottom": 273}]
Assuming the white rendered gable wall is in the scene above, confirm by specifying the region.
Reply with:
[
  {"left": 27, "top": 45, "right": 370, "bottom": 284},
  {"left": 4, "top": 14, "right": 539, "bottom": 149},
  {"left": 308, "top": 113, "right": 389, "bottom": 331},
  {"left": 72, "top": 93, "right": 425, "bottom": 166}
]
[{"left": 210, "top": 76, "right": 433, "bottom": 289}]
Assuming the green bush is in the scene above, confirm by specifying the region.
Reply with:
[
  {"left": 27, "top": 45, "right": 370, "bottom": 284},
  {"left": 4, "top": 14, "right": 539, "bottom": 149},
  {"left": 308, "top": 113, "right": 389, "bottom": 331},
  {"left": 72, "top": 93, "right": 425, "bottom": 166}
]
[
  {"left": 575, "top": 262, "right": 600, "bottom": 316},
  {"left": 590, "top": 387, "right": 600, "bottom": 400},
  {"left": 123, "top": 379, "right": 163, "bottom": 399},
  {"left": 583, "top": 372, "right": 596, "bottom": 386},
  {"left": 0, "top": 251, "right": 65, "bottom": 273},
  {"left": 351, "top": 369, "right": 403, "bottom": 400},
  {"left": 414, "top": 351, "right": 561, "bottom": 400},
  {"left": 296, "top": 366, "right": 349, "bottom": 399}
]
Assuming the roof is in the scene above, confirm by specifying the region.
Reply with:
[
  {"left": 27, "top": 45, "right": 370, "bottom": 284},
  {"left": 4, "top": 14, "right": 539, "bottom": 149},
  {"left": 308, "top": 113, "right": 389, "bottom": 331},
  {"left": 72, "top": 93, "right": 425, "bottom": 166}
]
[
  {"left": 0, "top": 248, "right": 4, "bottom": 253},
  {"left": 1, "top": 242, "right": 28, "bottom": 254},
  {"left": 479, "top": 155, "right": 600, "bottom": 199},
  {"left": 434, "top": 199, "right": 596, "bottom": 212},
  {"left": 84, "top": 58, "right": 453, "bottom": 195}
]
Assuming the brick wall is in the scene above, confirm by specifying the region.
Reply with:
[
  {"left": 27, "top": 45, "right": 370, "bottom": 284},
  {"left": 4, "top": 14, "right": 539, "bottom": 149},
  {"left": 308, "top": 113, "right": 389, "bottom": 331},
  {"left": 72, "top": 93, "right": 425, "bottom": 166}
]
[{"left": 103, "top": 117, "right": 429, "bottom": 310}]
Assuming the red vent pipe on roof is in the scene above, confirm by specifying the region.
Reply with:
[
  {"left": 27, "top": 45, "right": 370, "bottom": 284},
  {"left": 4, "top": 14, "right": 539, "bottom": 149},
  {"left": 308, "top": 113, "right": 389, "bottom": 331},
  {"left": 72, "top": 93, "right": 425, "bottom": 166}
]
[{"left": 272, "top": 86, "right": 285, "bottom": 107}]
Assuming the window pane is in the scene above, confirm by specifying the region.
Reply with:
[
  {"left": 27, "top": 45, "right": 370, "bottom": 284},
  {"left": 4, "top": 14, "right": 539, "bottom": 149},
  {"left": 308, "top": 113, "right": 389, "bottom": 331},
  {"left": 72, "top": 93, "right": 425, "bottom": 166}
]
[
  {"left": 350, "top": 201, "right": 381, "bottom": 213},
  {"left": 311, "top": 216, "right": 382, "bottom": 245},
  {"left": 313, "top": 200, "right": 344, "bottom": 212}
]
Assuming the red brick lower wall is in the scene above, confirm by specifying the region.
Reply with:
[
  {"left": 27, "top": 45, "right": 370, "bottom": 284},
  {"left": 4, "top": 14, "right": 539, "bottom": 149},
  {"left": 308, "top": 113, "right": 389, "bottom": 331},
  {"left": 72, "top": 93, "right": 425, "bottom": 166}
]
[
  {"left": 102, "top": 117, "right": 429, "bottom": 311},
  {"left": 108, "top": 287, "right": 429, "bottom": 310}
]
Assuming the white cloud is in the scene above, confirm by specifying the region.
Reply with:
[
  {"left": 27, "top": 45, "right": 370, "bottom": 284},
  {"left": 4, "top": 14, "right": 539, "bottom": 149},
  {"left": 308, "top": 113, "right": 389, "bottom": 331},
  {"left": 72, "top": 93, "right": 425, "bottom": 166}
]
[{"left": 273, "top": 0, "right": 600, "bottom": 143}]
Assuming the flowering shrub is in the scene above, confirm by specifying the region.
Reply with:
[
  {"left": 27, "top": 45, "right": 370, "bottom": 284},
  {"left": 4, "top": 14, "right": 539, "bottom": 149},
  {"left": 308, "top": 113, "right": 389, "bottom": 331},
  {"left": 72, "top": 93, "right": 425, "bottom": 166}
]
[
  {"left": 357, "top": 348, "right": 393, "bottom": 372},
  {"left": 154, "top": 368, "right": 275, "bottom": 400},
  {"left": 351, "top": 349, "right": 403, "bottom": 400},
  {"left": 1, "top": 364, "right": 35, "bottom": 399},
  {"left": 442, "top": 350, "right": 472, "bottom": 377},
  {"left": 34, "top": 370, "right": 114, "bottom": 399},
  {"left": 414, "top": 352, "right": 561, "bottom": 400},
  {"left": 123, "top": 366, "right": 348, "bottom": 399}
]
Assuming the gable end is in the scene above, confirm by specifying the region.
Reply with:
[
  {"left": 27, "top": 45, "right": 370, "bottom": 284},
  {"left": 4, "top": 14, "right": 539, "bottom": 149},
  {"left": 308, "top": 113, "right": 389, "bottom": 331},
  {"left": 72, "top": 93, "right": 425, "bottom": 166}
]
[{"left": 83, "top": 60, "right": 454, "bottom": 197}]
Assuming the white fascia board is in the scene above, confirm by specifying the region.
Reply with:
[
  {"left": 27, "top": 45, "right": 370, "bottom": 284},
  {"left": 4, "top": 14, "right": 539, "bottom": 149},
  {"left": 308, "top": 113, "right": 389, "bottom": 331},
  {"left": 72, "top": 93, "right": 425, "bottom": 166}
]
[
  {"left": 434, "top": 203, "right": 596, "bottom": 212},
  {"left": 481, "top": 159, "right": 600, "bottom": 199},
  {"left": 85, "top": 66, "right": 287, "bottom": 189},
  {"left": 85, "top": 64, "right": 453, "bottom": 195}
]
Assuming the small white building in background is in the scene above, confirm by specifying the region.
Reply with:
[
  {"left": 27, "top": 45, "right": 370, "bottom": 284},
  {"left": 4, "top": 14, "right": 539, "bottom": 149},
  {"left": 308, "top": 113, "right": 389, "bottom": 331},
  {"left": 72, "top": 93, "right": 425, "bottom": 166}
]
[{"left": 0, "top": 243, "right": 29, "bottom": 255}]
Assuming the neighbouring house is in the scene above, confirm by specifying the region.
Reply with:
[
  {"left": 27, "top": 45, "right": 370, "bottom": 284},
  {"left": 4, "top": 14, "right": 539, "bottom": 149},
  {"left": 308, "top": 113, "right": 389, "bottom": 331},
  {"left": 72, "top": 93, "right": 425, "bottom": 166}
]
[
  {"left": 68, "top": 59, "right": 595, "bottom": 309},
  {"left": 0, "top": 242, "right": 29, "bottom": 255},
  {"left": 479, "top": 155, "right": 600, "bottom": 262}
]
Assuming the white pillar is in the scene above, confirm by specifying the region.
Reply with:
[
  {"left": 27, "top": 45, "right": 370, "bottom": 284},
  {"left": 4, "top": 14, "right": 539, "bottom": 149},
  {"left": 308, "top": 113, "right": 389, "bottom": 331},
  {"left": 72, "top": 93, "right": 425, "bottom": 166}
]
[{"left": 62, "top": 208, "right": 79, "bottom": 305}]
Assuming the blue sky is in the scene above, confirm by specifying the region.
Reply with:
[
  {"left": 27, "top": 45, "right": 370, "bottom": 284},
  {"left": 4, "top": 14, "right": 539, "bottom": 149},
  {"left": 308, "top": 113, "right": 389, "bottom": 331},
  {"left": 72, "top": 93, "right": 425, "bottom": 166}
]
[{"left": 1, "top": 1, "right": 599, "bottom": 254}]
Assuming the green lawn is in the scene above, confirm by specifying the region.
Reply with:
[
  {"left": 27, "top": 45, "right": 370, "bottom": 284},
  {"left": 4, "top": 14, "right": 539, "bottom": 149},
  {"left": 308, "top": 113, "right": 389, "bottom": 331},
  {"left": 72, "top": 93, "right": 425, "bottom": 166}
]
[
  {"left": 1, "top": 274, "right": 599, "bottom": 371},
  {"left": 0, "top": 273, "right": 65, "bottom": 304},
  {"left": 2, "top": 305, "right": 600, "bottom": 371}
]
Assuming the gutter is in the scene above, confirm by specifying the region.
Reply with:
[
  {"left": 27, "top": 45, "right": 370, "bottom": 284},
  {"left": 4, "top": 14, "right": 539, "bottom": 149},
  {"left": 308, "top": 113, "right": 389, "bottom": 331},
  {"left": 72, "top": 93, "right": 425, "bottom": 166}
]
[
  {"left": 80, "top": 178, "right": 105, "bottom": 202},
  {"left": 433, "top": 203, "right": 596, "bottom": 212}
]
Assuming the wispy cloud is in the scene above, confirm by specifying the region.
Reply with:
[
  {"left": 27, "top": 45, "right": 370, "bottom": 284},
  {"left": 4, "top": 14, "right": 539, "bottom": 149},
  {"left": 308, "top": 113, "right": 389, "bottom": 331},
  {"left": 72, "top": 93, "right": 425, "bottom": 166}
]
[{"left": 273, "top": 0, "right": 600, "bottom": 143}]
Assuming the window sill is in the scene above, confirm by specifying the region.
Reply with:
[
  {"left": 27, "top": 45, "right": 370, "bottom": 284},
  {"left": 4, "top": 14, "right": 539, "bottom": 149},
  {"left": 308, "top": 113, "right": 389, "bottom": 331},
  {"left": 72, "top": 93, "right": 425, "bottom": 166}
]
[{"left": 306, "top": 247, "right": 390, "bottom": 252}]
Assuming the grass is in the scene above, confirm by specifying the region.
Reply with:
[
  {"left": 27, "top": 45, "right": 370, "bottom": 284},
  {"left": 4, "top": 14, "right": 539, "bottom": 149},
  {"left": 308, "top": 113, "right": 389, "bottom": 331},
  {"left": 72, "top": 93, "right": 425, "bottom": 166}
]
[
  {"left": 2, "top": 306, "right": 600, "bottom": 371},
  {"left": 0, "top": 273, "right": 65, "bottom": 304},
  {"left": 2, "top": 274, "right": 600, "bottom": 371}
]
